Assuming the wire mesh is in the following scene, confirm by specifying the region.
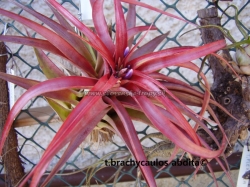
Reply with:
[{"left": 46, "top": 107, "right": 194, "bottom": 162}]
[{"left": 0, "top": 0, "right": 249, "bottom": 186}]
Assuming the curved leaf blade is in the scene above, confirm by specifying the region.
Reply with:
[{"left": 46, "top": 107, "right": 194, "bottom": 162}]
[
  {"left": 13, "top": 0, "right": 95, "bottom": 65},
  {"left": 103, "top": 96, "right": 157, "bottom": 187},
  {"left": 0, "top": 76, "right": 100, "bottom": 156},
  {"left": 129, "top": 32, "right": 170, "bottom": 60},
  {"left": 0, "top": 73, "right": 96, "bottom": 105},
  {"left": 130, "top": 46, "right": 194, "bottom": 68},
  {"left": 0, "top": 35, "right": 66, "bottom": 57},
  {"left": 0, "top": 8, "right": 96, "bottom": 76},
  {"left": 129, "top": 72, "right": 201, "bottom": 145},
  {"left": 41, "top": 106, "right": 110, "bottom": 186},
  {"left": 114, "top": 0, "right": 128, "bottom": 61},
  {"left": 121, "top": 0, "right": 193, "bottom": 24},
  {"left": 46, "top": 0, "right": 114, "bottom": 68},
  {"left": 127, "top": 26, "right": 157, "bottom": 41},
  {"left": 92, "top": 0, "right": 115, "bottom": 54},
  {"left": 33, "top": 48, "right": 65, "bottom": 79},
  {"left": 19, "top": 75, "right": 117, "bottom": 186},
  {"left": 126, "top": 84, "right": 226, "bottom": 158},
  {"left": 136, "top": 40, "right": 226, "bottom": 73},
  {"left": 126, "top": 3, "right": 136, "bottom": 47}
]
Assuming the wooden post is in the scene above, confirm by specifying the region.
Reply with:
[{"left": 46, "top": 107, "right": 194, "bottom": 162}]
[
  {"left": 0, "top": 42, "right": 26, "bottom": 186},
  {"left": 197, "top": 7, "right": 249, "bottom": 157}
]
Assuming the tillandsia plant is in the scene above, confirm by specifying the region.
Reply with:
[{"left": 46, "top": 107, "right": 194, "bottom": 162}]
[
  {"left": 192, "top": 4, "right": 250, "bottom": 76},
  {"left": 0, "top": 0, "right": 236, "bottom": 186},
  {"left": 223, "top": 5, "right": 250, "bottom": 75}
]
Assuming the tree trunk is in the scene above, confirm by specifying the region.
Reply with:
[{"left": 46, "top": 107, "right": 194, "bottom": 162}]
[
  {"left": 197, "top": 7, "right": 249, "bottom": 157},
  {"left": 0, "top": 42, "right": 27, "bottom": 186}
]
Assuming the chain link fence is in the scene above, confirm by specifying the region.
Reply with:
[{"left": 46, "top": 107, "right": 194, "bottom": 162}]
[{"left": 0, "top": 0, "right": 249, "bottom": 186}]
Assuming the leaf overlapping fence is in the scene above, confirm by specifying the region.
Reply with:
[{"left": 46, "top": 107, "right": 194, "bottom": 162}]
[{"left": 0, "top": 0, "right": 249, "bottom": 186}]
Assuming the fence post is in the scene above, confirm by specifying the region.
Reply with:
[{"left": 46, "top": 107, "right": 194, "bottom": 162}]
[
  {"left": 197, "top": 7, "right": 249, "bottom": 157},
  {"left": 0, "top": 42, "right": 27, "bottom": 186}
]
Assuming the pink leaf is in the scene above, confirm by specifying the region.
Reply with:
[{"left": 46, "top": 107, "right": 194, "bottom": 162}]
[
  {"left": 18, "top": 75, "right": 118, "bottom": 186},
  {"left": 136, "top": 40, "right": 226, "bottom": 73},
  {"left": 127, "top": 26, "right": 157, "bottom": 41},
  {"left": 103, "top": 96, "right": 157, "bottom": 187},
  {"left": 0, "top": 72, "right": 96, "bottom": 105},
  {"left": 92, "top": 0, "right": 115, "bottom": 54},
  {"left": 121, "top": 0, "right": 193, "bottom": 24},
  {"left": 0, "top": 8, "right": 96, "bottom": 76},
  {"left": 41, "top": 107, "right": 110, "bottom": 186},
  {"left": 126, "top": 3, "right": 136, "bottom": 47},
  {"left": 129, "top": 32, "right": 170, "bottom": 60},
  {"left": 0, "top": 35, "right": 66, "bottom": 58},
  {"left": 46, "top": 0, "right": 114, "bottom": 68},
  {"left": 46, "top": 2, "right": 75, "bottom": 32},
  {"left": 0, "top": 76, "right": 100, "bottom": 157},
  {"left": 128, "top": 72, "right": 201, "bottom": 145},
  {"left": 114, "top": 0, "right": 128, "bottom": 61},
  {"left": 126, "top": 84, "right": 226, "bottom": 158},
  {"left": 0, "top": 72, "right": 39, "bottom": 89},
  {"left": 129, "top": 46, "right": 194, "bottom": 68}
]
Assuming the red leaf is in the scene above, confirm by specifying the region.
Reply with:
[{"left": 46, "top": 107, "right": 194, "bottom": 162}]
[
  {"left": 41, "top": 107, "right": 111, "bottom": 186},
  {"left": 126, "top": 84, "right": 226, "bottom": 158},
  {"left": 117, "top": 95, "right": 178, "bottom": 126},
  {"left": 114, "top": 0, "right": 128, "bottom": 61},
  {"left": 90, "top": 0, "right": 96, "bottom": 6},
  {"left": 177, "top": 62, "right": 210, "bottom": 118},
  {"left": 127, "top": 26, "right": 157, "bottom": 41},
  {"left": 92, "top": 0, "right": 115, "bottom": 54},
  {"left": 129, "top": 32, "right": 170, "bottom": 60},
  {"left": 173, "top": 101, "right": 221, "bottom": 147},
  {"left": 109, "top": 113, "right": 133, "bottom": 150},
  {"left": 125, "top": 24, "right": 155, "bottom": 65},
  {"left": 126, "top": 3, "right": 136, "bottom": 47},
  {"left": 13, "top": 0, "right": 94, "bottom": 64},
  {"left": 67, "top": 30, "right": 115, "bottom": 72},
  {"left": 129, "top": 46, "right": 194, "bottom": 68},
  {"left": 0, "top": 73, "right": 96, "bottom": 105},
  {"left": 149, "top": 72, "right": 194, "bottom": 90},
  {"left": 0, "top": 8, "right": 96, "bottom": 77},
  {"left": 0, "top": 72, "right": 39, "bottom": 89},
  {"left": 136, "top": 40, "right": 226, "bottom": 73},
  {"left": 46, "top": 2, "right": 75, "bottom": 32},
  {"left": 46, "top": 0, "right": 114, "bottom": 68},
  {"left": 0, "top": 35, "right": 65, "bottom": 58},
  {"left": 118, "top": 94, "right": 222, "bottom": 149},
  {"left": 18, "top": 75, "right": 117, "bottom": 186},
  {"left": 128, "top": 72, "right": 201, "bottom": 145},
  {"left": 103, "top": 96, "right": 157, "bottom": 187},
  {"left": 0, "top": 76, "right": 101, "bottom": 157},
  {"left": 121, "top": 0, "right": 193, "bottom": 24}
]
